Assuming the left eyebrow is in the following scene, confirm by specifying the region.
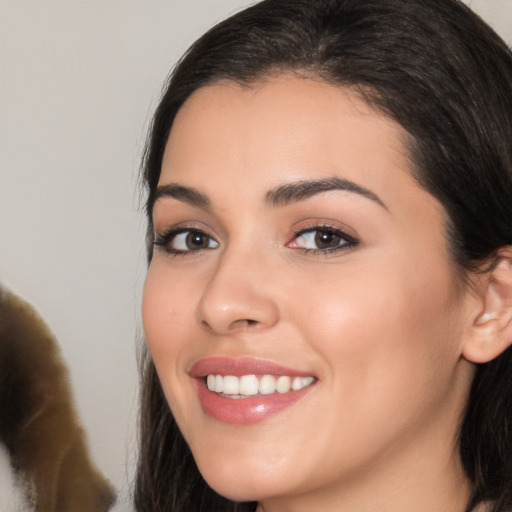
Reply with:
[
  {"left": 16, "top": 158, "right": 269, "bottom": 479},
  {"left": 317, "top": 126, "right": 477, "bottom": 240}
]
[{"left": 265, "top": 177, "right": 388, "bottom": 210}]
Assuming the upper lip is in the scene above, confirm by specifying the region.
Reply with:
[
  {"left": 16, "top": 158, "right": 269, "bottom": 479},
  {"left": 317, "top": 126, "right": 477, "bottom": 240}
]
[{"left": 189, "top": 357, "right": 316, "bottom": 378}]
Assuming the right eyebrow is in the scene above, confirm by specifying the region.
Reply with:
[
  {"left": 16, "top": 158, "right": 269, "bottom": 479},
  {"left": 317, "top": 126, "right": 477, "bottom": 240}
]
[{"left": 147, "top": 183, "right": 212, "bottom": 214}]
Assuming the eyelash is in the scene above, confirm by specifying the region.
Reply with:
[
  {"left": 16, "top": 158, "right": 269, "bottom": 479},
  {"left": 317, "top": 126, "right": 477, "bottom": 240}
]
[
  {"left": 154, "top": 227, "right": 218, "bottom": 257},
  {"left": 289, "top": 224, "right": 359, "bottom": 255},
  {"left": 153, "top": 224, "right": 359, "bottom": 256}
]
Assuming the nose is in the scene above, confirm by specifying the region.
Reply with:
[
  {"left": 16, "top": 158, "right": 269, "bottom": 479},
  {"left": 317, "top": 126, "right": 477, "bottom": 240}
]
[{"left": 197, "top": 249, "right": 279, "bottom": 335}]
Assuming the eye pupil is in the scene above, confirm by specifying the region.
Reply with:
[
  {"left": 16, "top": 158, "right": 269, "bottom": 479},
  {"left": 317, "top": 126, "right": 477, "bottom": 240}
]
[
  {"left": 186, "top": 231, "right": 209, "bottom": 249},
  {"left": 315, "top": 230, "right": 341, "bottom": 249}
]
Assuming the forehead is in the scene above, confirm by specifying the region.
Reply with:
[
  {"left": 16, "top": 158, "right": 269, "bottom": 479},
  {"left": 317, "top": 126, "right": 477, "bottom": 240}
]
[{"left": 159, "top": 76, "right": 426, "bottom": 215}]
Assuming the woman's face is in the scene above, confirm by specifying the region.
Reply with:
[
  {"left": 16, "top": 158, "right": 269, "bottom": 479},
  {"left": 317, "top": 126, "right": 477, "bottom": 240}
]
[{"left": 143, "top": 77, "right": 476, "bottom": 507}]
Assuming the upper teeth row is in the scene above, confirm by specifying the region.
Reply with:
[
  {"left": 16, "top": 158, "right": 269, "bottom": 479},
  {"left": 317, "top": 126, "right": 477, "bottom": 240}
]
[{"left": 206, "top": 374, "right": 315, "bottom": 396}]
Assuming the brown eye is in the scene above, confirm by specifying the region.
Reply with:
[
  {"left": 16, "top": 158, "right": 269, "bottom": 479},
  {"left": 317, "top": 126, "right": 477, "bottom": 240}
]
[
  {"left": 184, "top": 231, "right": 212, "bottom": 250},
  {"left": 314, "top": 230, "right": 343, "bottom": 249},
  {"left": 154, "top": 228, "right": 219, "bottom": 254},
  {"left": 288, "top": 227, "right": 359, "bottom": 253},
  {"left": 170, "top": 230, "right": 218, "bottom": 251}
]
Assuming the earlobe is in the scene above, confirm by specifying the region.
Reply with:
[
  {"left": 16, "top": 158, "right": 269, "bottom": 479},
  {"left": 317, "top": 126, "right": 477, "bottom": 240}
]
[{"left": 463, "top": 248, "right": 512, "bottom": 364}]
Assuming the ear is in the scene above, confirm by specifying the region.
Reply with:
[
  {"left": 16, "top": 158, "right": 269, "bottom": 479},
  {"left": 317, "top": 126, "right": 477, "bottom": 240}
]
[{"left": 463, "top": 248, "right": 512, "bottom": 364}]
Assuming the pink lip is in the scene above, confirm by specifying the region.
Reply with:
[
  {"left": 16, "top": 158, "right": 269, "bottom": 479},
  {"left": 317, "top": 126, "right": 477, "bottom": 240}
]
[
  {"left": 189, "top": 357, "right": 316, "bottom": 425},
  {"left": 189, "top": 357, "right": 314, "bottom": 378}
]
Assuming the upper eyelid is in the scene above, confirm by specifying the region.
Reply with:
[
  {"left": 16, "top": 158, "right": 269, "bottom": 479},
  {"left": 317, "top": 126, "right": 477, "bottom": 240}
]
[
  {"left": 154, "top": 221, "right": 217, "bottom": 238},
  {"left": 295, "top": 225, "right": 349, "bottom": 236},
  {"left": 292, "top": 226, "right": 357, "bottom": 242},
  {"left": 155, "top": 226, "right": 216, "bottom": 241},
  {"left": 154, "top": 226, "right": 204, "bottom": 242},
  {"left": 295, "top": 226, "right": 357, "bottom": 240},
  {"left": 289, "top": 219, "right": 359, "bottom": 239}
]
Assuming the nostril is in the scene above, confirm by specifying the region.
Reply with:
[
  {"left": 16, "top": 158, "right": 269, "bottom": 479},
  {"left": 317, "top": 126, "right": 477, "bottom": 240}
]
[
  {"left": 200, "top": 319, "right": 214, "bottom": 332},
  {"left": 230, "top": 318, "right": 259, "bottom": 330},
  {"left": 200, "top": 317, "right": 261, "bottom": 333}
]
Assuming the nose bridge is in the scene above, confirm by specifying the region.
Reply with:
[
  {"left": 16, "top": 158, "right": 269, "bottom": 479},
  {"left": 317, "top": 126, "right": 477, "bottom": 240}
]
[{"left": 197, "top": 243, "right": 279, "bottom": 334}]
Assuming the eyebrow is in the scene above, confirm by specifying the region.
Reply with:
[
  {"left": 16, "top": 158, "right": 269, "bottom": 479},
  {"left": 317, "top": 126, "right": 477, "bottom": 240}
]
[
  {"left": 149, "top": 176, "right": 387, "bottom": 213},
  {"left": 265, "top": 177, "right": 388, "bottom": 210},
  {"left": 148, "top": 183, "right": 212, "bottom": 213}
]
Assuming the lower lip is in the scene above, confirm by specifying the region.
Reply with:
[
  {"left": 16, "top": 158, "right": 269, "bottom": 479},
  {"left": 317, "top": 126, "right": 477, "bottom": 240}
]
[{"left": 195, "top": 380, "right": 314, "bottom": 425}]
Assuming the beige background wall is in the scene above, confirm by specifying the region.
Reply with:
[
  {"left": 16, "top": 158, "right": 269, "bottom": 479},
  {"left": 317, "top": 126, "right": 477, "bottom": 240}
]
[{"left": 0, "top": 1, "right": 510, "bottom": 510}]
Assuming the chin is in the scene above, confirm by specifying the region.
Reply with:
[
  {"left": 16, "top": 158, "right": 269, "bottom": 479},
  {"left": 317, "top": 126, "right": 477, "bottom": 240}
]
[
  {"left": 195, "top": 454, "right": 293, "bottom": 503},
  {"left": 204, "top": 477, "right": 274, "bottom": 504}
]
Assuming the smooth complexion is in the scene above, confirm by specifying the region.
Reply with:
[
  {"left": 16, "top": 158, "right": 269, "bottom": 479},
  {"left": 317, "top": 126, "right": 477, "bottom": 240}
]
[{"left": 143, "top": 77, "right": 481, "bottom": 512}]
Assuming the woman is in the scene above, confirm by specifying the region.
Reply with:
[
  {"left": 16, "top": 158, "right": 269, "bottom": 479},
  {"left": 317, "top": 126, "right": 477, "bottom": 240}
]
[{"left": 135, "top": 0, "right": 512, "bottom": 510}]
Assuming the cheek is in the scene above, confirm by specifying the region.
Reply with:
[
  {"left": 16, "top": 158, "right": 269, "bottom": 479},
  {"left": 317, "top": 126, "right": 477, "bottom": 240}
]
[
  {"left": 142, "top": 261, "right": 195, "bottom": 345},
  {"left": 288, "top": 255, "right": 462, "bottom": 418},
  {"left": 141, "top": 264, "right": 194, "bottom": 387},
  {"left": 142, "top": 268, "right": 173, "bottom": 356},
  {"left": 142, "top": 263, "right": 203, "bottom": 432}
]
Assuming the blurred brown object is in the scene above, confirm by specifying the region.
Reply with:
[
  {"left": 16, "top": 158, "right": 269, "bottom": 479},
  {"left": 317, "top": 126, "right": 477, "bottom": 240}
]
[{"left": 0, "top": 286, "right": 116, "bottom": 512}]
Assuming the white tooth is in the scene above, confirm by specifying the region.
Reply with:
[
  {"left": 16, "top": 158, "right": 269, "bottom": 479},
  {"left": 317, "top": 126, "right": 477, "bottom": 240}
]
[
  {"left": 223, "top": 375, "right": 240, "bottom": 395},
  {"left": 259, "top": 374, "right": 276, "bottom": 394},
  {"left": 214, "top": 374, "right": 223, "bottom": 393},
  {"left": 208, "top": 373, "right": 313, "bottom": 395},
  {"left": 292, "top": 376, "right": 303, "bottom": 390},
  {"left": 276, "top": 375, "right": 292, "bottom": 393},
  {"left": 302, "top": 376, "right": 315, "bottom": 387},
  {"left": 239, "top": 375, "right": 259, "bottom": 396}
]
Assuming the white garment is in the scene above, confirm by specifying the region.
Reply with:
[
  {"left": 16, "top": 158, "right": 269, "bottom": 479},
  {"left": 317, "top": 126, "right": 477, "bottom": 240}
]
[{"left": 0, "top": 444, "right": 30, "bottom": 512}]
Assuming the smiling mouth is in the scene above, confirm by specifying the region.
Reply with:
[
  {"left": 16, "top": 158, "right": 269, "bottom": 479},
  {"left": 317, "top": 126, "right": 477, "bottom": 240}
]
[
  {"left": 206, "top": 374, "right": 316, "bottom": 397},
  {"left": 191, "top": 358, "right": 317, "bottom": 424}
]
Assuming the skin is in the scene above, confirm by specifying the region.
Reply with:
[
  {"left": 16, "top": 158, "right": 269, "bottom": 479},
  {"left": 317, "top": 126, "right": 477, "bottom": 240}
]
[{"left": 142, "top": 76, "right": 482, "bottom": 512}]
